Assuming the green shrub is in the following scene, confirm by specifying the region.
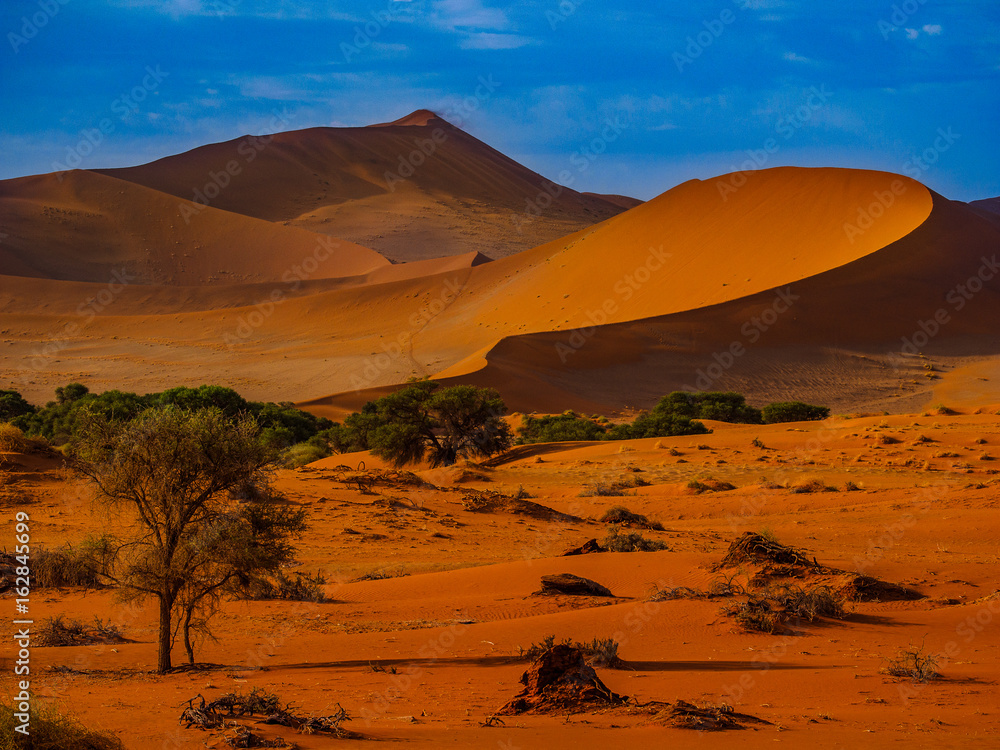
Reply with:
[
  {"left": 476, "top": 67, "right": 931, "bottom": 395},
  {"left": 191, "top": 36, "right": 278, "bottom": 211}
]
[
  {"left": 761, "top": 401, "right": 830, "bottom": 424},
  {"left": 517, "top": 412, "right": 607, "bottom": 444},
  {"left": 280, "top": 440, "right": 330, "bottom": 468},
  {"left": 17, "top": 383, "right": 332, "bottom": 448},
  {"left": 0, "top": 389, "right": 35, "bottom": 422}
]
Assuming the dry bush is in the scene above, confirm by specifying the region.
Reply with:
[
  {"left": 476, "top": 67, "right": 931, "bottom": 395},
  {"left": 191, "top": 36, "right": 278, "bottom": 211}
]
[
  {"left": 519, "top": 635, "right": 624, "bottom": 669},
  {"left": 791, "top": 478, "right": 836, "bottom": 494},
  {"left": 351, "top": 566, "right": 408, "bottom": 582},
  {"left": 181, "top": 688, "right": 352, "bottom": 740},
  {"left": 602, "top": 526, "right": 667, "bottom": 552},
  {"left": 718, "top": 532, "right": 816, "bottom": 568},
  {"left": 0, "top": 698, "right": 125, "bottom": 750},
  {"left": 598, "top": 505, "right": 664, "bottom": 530},
  {"left": 0, "top": 424, "right": 53, "bottom": 457},
  {"left": 245, "top": 570, "right": 327, "bottom": 602},
  {"left": 0, "top": 423, "right": 32, "bottom": 453},
  {"left": 579, "top": 481, "right": 628, "bottom": 497},
  {"left": 650, "top": 574, "right": 746, "bottom": 602},
  {"left": 882, "top": 644, "right": 941, "bottom": 683},
  {"left": 686, "top": 476, "right": 736, "bottom": 493},
  {"left": 768, "top": 584, "right": 847, "bottom": 621},
  {"left": 33, "top": 545, "right": 104, "bottom": 588},
  {"left": 654, "top": 700, "right": 770, "bottom": 731},
  {"left": 722, "top": 596, "right": 785, "bottom": 634},
  {"left": 37, "top": 615, "right": 126, "bottom": 647}
]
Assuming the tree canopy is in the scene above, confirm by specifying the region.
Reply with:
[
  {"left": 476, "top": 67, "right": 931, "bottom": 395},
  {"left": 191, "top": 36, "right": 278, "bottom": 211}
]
[{"left": 74, "top": 407, "right": 304, "bottom": 672}]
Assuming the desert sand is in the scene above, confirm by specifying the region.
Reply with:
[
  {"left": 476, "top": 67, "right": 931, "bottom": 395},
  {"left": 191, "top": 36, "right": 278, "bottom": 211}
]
[{"left": 3, "top": 410, "right": 1000, "bottom": 748}]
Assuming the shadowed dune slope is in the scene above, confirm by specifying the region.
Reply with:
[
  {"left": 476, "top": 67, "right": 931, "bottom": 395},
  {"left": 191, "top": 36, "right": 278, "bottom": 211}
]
[
  {"left": 385, "top": 191, "right": 1000, "bottom": 415},
  {"left": 295, "top": 167, "right": 955, "bottom": 415},
  {"left": 0, "top": 169, "right": 389, "bottom": 285},
  {"left": 95, "top": 111, "right": 637, "bottom": 262}
]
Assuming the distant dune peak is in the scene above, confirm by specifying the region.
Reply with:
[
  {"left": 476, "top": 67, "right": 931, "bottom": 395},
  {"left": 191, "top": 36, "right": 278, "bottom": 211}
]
[{"left": 369, "top": 109, "right": 445, "bottom": 128}]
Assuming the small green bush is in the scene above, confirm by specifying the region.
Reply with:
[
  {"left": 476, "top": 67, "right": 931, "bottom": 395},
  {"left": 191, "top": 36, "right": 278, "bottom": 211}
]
[
  {"left": 517, "top": 412, "right": 607, "bottom": 444},
  {"left": 761, "top": 402, "right": 830, "bottom": 424}
]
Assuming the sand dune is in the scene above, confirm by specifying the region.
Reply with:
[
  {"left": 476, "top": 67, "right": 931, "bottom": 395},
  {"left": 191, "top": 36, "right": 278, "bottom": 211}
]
[
  {"left": 94, "top": 110, "right": 636, "bottom": 262},
  {"left": 4, "top": 161, "right": 997, "bottom": 415},
  {"left": 0, "top": 169, "right": 388, "bottom": 285},
  {"left": 400, "top": 188, "right": 1000, "bottom": 414}
]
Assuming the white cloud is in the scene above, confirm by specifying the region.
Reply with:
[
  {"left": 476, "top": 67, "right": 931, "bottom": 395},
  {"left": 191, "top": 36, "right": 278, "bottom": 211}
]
[
  {"left": 459, "top": 32, "right": 532, "bottom": 50},
  {"left": 782, "top": 51, "right": 809, "bottom": 63},
  {"left": 106, "top": 0, "right": 366, "bottom": 21},
  {"left": 905, "top": 28, "right": 919, "bottom": 40},
  {"left": 431, "top": 0, "right": 509, "bottom": 31},
  {"left": 923, "top": 24, "right": 943, "bottom": 35}
]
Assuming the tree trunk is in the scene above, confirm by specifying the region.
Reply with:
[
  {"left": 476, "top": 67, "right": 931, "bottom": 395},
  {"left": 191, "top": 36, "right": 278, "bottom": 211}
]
[
  {"left": 183, "top": 605, "right": 195, "bottom": 664},
  {"left": 157, "top": 594, "right": 173, "bottom": 673}
]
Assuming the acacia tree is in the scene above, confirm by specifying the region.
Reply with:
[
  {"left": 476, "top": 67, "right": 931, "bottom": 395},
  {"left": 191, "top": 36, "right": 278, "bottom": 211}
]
[
  {"left": 360, "top": 381, "right": 512, "bottom": 467},
  {"left": 74, "top": 407, "right": 301, "bottom": 672},
  {"left": 172, "top": 497, "right": 307, "bottom": 664}
]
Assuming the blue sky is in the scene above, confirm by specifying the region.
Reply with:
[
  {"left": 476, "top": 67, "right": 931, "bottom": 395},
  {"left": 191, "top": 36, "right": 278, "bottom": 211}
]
[{"left": 2, "top": 0, "right": 998, "bottom": 201}]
